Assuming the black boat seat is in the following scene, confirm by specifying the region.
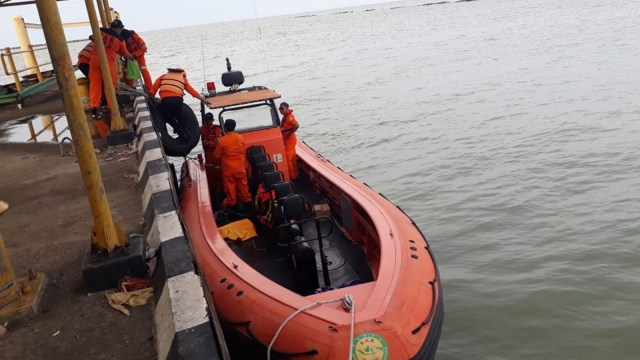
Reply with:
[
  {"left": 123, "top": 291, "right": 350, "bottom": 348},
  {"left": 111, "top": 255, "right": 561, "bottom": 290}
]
[
  {"left": 275, "top": 194, "right": 305, "bottom": 241},
  {"left": 254, "top": 161, "right": 277, "bottom": 180},
  {"left": 271, "top": 181, "right": 295, "bottom": 201},
  {"left": 262, "top": 171, "right": 284, "bottom": 190},
  {"left": 247, "top": 145, "right": 265, "bottom": 156},
  {"left": 278, "top": 194, "right": 305, "bottom": 221},
  {"left": 289, "top": 241, "right": 319, "bottom": 295},
  {"left": 272, "top": 193, "right": 318, "bottom": 295},
  {"left": 249, "top": 153, "right": 269, "bottom": 167}
]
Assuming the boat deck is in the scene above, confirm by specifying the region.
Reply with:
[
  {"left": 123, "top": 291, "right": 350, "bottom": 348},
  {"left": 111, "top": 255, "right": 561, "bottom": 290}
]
[{"left": 222, "top": 174, "right": 373, "bottom": 296}]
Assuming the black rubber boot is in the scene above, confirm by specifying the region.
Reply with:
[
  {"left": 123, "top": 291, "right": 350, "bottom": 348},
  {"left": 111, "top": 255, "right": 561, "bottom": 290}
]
[{"left": 90, "top": 107, "right": 100, "bottom": 119}]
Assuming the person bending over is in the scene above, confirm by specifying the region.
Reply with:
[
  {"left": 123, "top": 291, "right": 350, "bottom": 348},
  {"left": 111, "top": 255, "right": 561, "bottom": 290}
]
[{"left": 151, "top": 67, "right": 206, "bottom": 136}]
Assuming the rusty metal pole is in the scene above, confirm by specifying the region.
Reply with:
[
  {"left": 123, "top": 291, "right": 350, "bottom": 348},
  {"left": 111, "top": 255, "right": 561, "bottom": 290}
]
[
  {"left": 41, "top": 115, "right": 58, "bottom": 141},
  {"left": 28, "top": 45, "right": 44, "bottom": 82},
  {"left": 95, "top": 0, "right": 108, "bottom": 27},
  {"left": 4, "top": 47, "right": 22, "bottom": 92},
  {"left": 34, "top": 0, "right": 127, "bottom": 252},
  {"left": 27, "top": 120, "right": 37, "bottom": 141},
  {"left": 12, "top": 16, "right": 38, "bottom": 77},
  {"left": 85, "top": 0, "right": 128, "bottom": 131},
  {"left": 103, "top": 0, "right": 113, "bottom": 23},
  {"left": 0, "top": 202, "right": 20, "bottom": 310},
  {"left": 0, "top": 201, "right": 46, "bottom": 320}
]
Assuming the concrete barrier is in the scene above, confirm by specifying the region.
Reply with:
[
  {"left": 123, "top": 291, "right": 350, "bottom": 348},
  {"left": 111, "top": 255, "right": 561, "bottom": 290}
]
[{"left": 133, "top": 97, "right": 220, "bottom": 360}]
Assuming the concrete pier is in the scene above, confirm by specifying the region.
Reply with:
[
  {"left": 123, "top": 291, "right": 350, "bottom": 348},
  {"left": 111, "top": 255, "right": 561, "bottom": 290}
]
[
  {"left": 0, "top": 142, "right": 154, "bottom": 359},
  {"left": 0, "top": 97, "right": 220, "bottom": 359}
]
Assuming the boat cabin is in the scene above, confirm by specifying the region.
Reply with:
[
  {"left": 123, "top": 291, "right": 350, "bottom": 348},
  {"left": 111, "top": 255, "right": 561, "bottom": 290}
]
[{"left": 196, "top": 85, "right": 374, "bottom": 296}]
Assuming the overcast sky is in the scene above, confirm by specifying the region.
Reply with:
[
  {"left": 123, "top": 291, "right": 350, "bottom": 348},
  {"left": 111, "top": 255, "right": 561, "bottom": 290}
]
[{"left": 0, "top": 0, "right": 397, "bottom": 47}]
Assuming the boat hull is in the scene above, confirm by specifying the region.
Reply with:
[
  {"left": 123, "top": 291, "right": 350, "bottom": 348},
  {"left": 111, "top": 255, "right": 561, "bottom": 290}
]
[{"left": 180, "top": 141, "right": 444, "bottom": 359}]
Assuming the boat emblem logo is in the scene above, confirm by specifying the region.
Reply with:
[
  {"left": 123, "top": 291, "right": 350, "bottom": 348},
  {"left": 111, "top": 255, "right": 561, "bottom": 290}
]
[{"left": 352, "top": 332, "right": 389, "bottom": 360}]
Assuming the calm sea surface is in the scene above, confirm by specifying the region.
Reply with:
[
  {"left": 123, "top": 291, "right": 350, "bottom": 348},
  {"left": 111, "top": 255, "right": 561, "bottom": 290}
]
[
  {"left": 149, "top": 0, "right": 639, "bottom": 359},
  {"left": 8, "top": 0, "right": 640, "bottom": 358}
]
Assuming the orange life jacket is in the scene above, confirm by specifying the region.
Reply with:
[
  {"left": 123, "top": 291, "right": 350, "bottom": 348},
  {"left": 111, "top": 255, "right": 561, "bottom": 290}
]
[
  {"left": 159, "top": 71, "right": 186, "bottom": 95},
  {"left": 78, "top": 41, "right": 95, "bottom": 62},
  {"left": 254, "top": 184, "right": 275, "bottom": 227},
  {"left": 90, "top": 28, "right": 128, "bottom": 61},
  {"left": 125, "top": 30, "right": 147, "bottom": 57}
]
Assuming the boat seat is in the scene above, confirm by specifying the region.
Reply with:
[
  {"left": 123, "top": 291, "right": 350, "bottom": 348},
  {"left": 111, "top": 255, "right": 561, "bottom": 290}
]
[
  {"left": 278, "top": 194, "right": 305, "bottom": 222},
  {"left": 288, "top": 241, "right": 319, "bottom": 295},
  {"left": 254, "top": 161, "right": 277, "bottom": 180},
  {"left": 247, "top": 145, "right": 265, "bottom": 157},
  {"left": 275, "top": 193, "right": 305, "bottom": 241},
  {"left": 249, "top": 153, "right": 269, "bottom": 168},
  {"left": 262, "top": 171, "right": 285, "bottom": 190},
  {"left": 250, "top": 162, "right": 278, "bottom": 195},
  {"left": 271, "top": 181, "right": 295, "bottom": 201},
  {"left": 272, "top": 194, "right": 318, "bottom": 295}
]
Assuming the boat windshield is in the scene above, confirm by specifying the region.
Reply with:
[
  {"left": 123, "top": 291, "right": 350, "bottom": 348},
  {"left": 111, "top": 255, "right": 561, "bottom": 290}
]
[{"left": 218, "top": 103, "right": 278, "bottom": 133}]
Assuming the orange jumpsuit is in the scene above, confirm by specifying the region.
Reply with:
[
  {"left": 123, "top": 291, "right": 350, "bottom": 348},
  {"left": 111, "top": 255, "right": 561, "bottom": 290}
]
[
  {"left": 89, "top": 28, "right": 129, "bottom": 109},
  {"left": 77, "top": 41, "right": 94, "bottom": 78},
  {"left": 124, "top": 30, "right": 153, "bottom": 93},
  {"left": 200, "top": 124, "right": 223, "bottom": 192},
  {"left": 280, "top": 110, "right": 299, "bottom": 180},
  {"left": 213, "top": 131, "right": 251, "bottom": 208}
]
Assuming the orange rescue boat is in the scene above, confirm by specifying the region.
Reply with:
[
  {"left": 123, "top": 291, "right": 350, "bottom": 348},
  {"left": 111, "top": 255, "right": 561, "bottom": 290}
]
[{"left": 179, "top": 66, "right": 443, "bottom": 359}]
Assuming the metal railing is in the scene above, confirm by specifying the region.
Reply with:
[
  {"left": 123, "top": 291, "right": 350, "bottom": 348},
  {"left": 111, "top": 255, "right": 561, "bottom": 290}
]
[
  {"left": 27, "top": 115, "right": 69, "bottom": 143},
  {"left": 1, "top": 46, "right": 51, "bottom": 92}
]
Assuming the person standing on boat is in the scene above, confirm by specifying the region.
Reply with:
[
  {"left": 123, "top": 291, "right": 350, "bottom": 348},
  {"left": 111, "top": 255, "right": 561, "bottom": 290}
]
[
  {"left": 213, "top": 119, "right": 252, "bottom": 210},
  {"left": 119, "top": 28, "right": 153, "bottom": 94},
  {"left": 200, "top": 112, "right": 223, "bottom": 192},
  {"left": 151, "top": 68, "right": 206, "bottom": 135},
  {"left": 88, "top": 20, "right": 133, "bottom": 115},
  {"left": 76, "top": 35, "right": 94, "bottom": 78},
  {"left": 279, "top": 102, "right": 300, "bottom": 180}
]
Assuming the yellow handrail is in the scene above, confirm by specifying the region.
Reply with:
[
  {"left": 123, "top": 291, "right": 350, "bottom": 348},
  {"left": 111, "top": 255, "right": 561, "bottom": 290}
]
[{"left": 1, "top": 46, "right": 51, "bottom": 91}]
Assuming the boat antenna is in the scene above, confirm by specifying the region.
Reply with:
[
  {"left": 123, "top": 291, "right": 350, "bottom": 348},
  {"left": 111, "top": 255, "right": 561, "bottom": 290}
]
[
  {"left": 252, "top": 0, "right": 274, "bottom": 88},
  {"left": 201, "top": 34, "right": 206, "bottom": 90}
]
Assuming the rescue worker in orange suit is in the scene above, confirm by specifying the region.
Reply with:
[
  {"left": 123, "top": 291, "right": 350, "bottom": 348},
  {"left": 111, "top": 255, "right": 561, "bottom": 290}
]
[
  {"left": 89, "top": 19, "right": 133, "bottom": 115},
  {"left": 119, "top": 28, "right": 153, "bottom": 94},
  {"left": 278, "top": 102, "right": 300, "bottom": 180},
  {"left": 76, "top": 35, "right": 94, "bottom": 78},
  {"left": 200, "top": 112, "right": 223, "bottom": 192},
  {"left": 151, "top": 68, "right": 206, "bottom": 136},
  {"left": 213, "top": 119, "right": 252, "bottom": 209}
]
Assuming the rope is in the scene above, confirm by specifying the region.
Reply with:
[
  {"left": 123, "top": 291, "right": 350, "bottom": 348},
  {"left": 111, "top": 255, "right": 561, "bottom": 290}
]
[
  {"left": 116, "top": 84, "right": 150, "bottom": 99},
  {"left": 267, "top": 294, "right": 356, "bottom": 360},
  {"left": 343, "top": 294, "right": 355, "bottom": 360}
]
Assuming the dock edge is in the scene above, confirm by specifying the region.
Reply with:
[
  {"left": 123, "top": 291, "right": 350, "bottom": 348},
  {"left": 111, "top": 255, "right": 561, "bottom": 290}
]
[{"left": 133, "top": 97, "right": 220, "bottom": 360}]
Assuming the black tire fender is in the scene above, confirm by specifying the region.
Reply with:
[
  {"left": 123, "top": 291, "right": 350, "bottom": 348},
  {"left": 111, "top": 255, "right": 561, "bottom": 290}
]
[
  {"left": 150, "top": 101, "right": 200, "bottom": 157},
  {"left": 221, "top": 70, "right": 245, "bottom": 88}
]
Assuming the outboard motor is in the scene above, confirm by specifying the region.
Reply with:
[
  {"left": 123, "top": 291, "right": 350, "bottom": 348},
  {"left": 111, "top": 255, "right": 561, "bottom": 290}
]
[{"left": 221, "top": 58, "right": 245, "bottom": 90}]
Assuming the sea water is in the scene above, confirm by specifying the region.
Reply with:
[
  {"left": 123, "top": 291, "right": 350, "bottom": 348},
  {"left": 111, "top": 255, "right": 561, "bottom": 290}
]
[
  {"left": 141, "top": 0, "right": 640, "bottom": 358},
  {"left": 13, "top": 0, "right": 638, "bottom": 358}
]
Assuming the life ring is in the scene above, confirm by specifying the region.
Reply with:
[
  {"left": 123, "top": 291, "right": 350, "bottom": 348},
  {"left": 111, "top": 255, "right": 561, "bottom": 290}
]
[{"left": 149, "top": 100, "right": 200, "bottom": 157}]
